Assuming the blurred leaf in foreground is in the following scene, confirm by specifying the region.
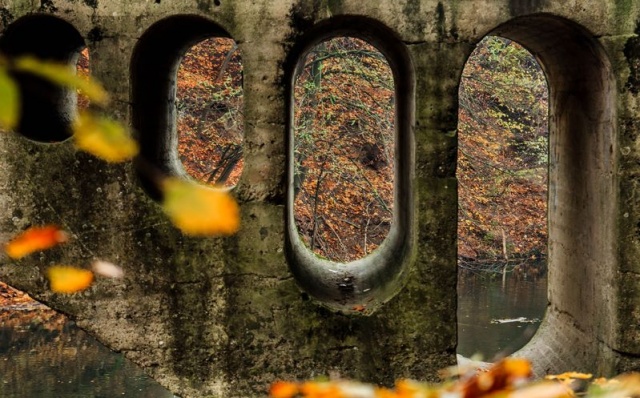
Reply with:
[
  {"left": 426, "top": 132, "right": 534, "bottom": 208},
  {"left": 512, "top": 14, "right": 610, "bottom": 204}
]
[
  {"left": 47, "top": 266, "right": 94, "bottom": 294},
  {"left": 588, "top": 373, "right": 640, "bottom": 397},
  {"left": 14, "top": 56, "right": 108, "bottom": 105},
  {"left": 162, "top": 178, "right": 240, "bottom": 236},
  {"left": 73, "top": 111, "right": 139, "bottom": 162},
  {"left": 270, "top": 381, "right": 299, "bottom": 398},
  {"left": 5, "top": 225, "right": 68, "bottom": 259},
  {"left": 0, "top": 67, "right": 19, "bottom": 130},
  {"left": 269, "top": 358, "right": 640, "bottom": 398},
  {"left": 546, "top": 372, "right": 593, "bottom": 381},
  {"left": 91, "top": 260, "right": 124, "bottom": 279}
]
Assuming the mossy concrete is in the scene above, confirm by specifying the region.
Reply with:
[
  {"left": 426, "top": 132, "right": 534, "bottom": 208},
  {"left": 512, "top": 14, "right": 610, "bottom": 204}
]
[{"left": 0, "top": 0, "right": 638, "bottom": 397}]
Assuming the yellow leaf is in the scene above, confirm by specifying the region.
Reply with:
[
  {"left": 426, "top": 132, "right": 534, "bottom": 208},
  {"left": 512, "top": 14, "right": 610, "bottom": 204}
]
[
  {"left": 73, "top": 111, "right": 138, "bottom": 162},
  {"left": 47, "top": 266, "right": 94, "bottom": 294},
  {"left": 14, "top": 56, "right": 108, "bottom": 105},
  {"left": 0, "top": 67, "right": 19, "bottom": 130},
  {"left": 162, "top": 178, "right": 240, "bottom": 236},
  {"left": 5, "top": 225, "right": 68, "bottom": 259},
  {"left": 545, "top": 372, "right": 593, "bottom": 381}
]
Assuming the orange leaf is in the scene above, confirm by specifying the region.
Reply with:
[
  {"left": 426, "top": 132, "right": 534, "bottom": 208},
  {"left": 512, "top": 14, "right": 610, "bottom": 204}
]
[
  {"left": 299, "top": 382, "right": 344, "bottom": 398},
  {"left": 459, "top": 358, "right": 532, "bottom": 398},
  {"left": 395, "top": 380, "right": 422, "bottom": 396},
  {"left": 47, "top": 266, "right": 94, "bottom": 294},
  {"left": 270, "top": 381, "right": 299, "bottom": 398},
  {"left": 5, "top": 225, "right": 68, "bottom": 259}
]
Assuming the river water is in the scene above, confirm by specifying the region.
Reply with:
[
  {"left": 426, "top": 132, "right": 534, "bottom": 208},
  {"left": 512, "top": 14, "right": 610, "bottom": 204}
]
[
  {"left": 0, "top": 304, "right": 174, "bottom": 397},
  {"left": 457, "top": 272, "right": 548, "bottom": 360},
  {"left": 0, "top": 274, "right": 546, "bottom": 396}
]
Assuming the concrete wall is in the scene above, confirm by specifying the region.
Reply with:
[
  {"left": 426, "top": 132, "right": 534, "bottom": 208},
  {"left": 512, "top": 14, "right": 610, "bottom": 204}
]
[{"left": 0, "top": 0, "right": 637, "bottom": 397}]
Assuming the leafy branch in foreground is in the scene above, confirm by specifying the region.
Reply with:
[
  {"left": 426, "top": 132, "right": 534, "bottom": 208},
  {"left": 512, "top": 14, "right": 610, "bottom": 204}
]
[
  {"left": 270, "top": 358, "right": 640, "bottom": 398},
  {"left": 0, "top": 54, "right": 240, "bottom": 294},
  {"left": 0, "top": 54, "right": 136, "bottom": 160}
]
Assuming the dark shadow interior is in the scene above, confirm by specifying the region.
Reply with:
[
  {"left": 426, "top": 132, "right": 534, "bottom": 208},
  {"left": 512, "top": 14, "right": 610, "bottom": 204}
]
[
  {"left": 0, "top": 14, "right": 85, "bottom": 142},
  {"left": 130, "top": 15, "right": 233, "bottom": 200},
  {"left": 487, "top": 14, "right": 617, "bottom": 376}
]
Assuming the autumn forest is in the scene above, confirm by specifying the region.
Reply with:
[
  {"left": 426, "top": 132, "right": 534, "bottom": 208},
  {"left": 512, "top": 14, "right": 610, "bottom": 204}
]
[{"left": 175, "top": 35, "right": 548, "bottom": 273}]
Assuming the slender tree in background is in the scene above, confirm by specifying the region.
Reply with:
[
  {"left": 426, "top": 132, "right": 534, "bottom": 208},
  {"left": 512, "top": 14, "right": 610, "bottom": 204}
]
[
  {"left": 175, "top": 35, "right": 549, "bottom": 270},
  {"left": 458, "top": 36, "right": 548, "bottom": 276},
  {"left": 293, "top": 37, "right": 395, "bottom": 262},
  {"left": 177, "top": 37, "right": 244, "bottom": 186}
]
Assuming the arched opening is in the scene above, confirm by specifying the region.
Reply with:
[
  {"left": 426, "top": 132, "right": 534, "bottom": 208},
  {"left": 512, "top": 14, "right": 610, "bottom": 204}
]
[
  {"left": 457, "top": 36, "right": 549, "bottom": 360},
  {"left": 176, "top": 37, "right": 244, "bottom": 187},
  {"left": 292, "top": 36, "right": 395, "bottom": 263},
  {"left": 0, "top": 14, "right": 85, "bottom": 142},
  {"left": 131, "top": 15, "right": 240, "bottom": 199},
  {"left": 457, "top": 15, "right": 617, "bottom": 376},
  {"left": 285, "top": 17, "right": 414, "bottom": 311}
]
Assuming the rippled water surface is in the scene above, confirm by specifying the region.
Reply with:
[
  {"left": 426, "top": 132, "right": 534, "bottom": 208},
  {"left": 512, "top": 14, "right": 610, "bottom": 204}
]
[
  {"left": 457, "top": 273, "right": 548, "bottom": 360},
  {"left": 0, "top": 274, "right": 546, "bottom": 396},
  {"left": 0, "top": 305, "right": 174, "bottom": 398}
]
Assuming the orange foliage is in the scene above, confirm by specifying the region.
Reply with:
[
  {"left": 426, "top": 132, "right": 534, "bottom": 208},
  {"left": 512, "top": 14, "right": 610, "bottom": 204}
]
[
  {"left": 270, "top": 381, "right": 300, "bottom": 398},
  {"left": 269, "top": 358, "right": 639, "bottom": 398},
  {"left": 292, "top": 37, "right": 394, "bottom": 262},
  {"left": 176, "top": 38, "right": 244, "bottom": 187},
  {"left": 458, "top": 37, "right": 548, "bottom": 274}
]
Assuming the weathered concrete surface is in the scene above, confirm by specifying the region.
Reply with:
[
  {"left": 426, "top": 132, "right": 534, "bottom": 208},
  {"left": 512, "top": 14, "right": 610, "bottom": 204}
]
[{"left": 0, "top": 0, "right": 637, "bottom": 397}]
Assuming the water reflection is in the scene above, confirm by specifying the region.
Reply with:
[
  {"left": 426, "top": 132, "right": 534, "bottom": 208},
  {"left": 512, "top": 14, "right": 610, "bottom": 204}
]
[
  {"left": 457, "top": 272, "right": 548, "bottom": 360},
  {"left": 0, "top": 304, "right": 174, "bottom": 398}
]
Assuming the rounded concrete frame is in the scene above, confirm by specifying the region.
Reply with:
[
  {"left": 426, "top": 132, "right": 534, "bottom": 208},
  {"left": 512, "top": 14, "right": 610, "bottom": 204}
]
[
  {"left": 285, "top": 16, "right": 416, "bottom": 313},
  {"left": 0, "top": 14, "right": 85, "bottom": 143},
  {"left": 481, "top": 15, "right": 618, "bottom": 375},
  {"left": 130, "top": 14, "right": 240, "bottom": 199}
]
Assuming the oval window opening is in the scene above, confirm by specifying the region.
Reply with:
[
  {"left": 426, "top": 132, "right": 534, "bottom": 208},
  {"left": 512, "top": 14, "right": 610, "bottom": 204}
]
[
  {"left": 457, "top": 36, "right": 549, "bottom": 360},
  {"left": 176, "top": 37, "right": 244, "bottom": 187},
  {"left": 293, "top": 36, "right": 395, "bottom": 263}
]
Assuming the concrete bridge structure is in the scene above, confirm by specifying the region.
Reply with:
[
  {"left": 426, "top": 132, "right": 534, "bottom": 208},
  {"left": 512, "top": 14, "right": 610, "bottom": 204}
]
[{"left": 0, "top": 0, "right": 638, "bottom": 396}]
